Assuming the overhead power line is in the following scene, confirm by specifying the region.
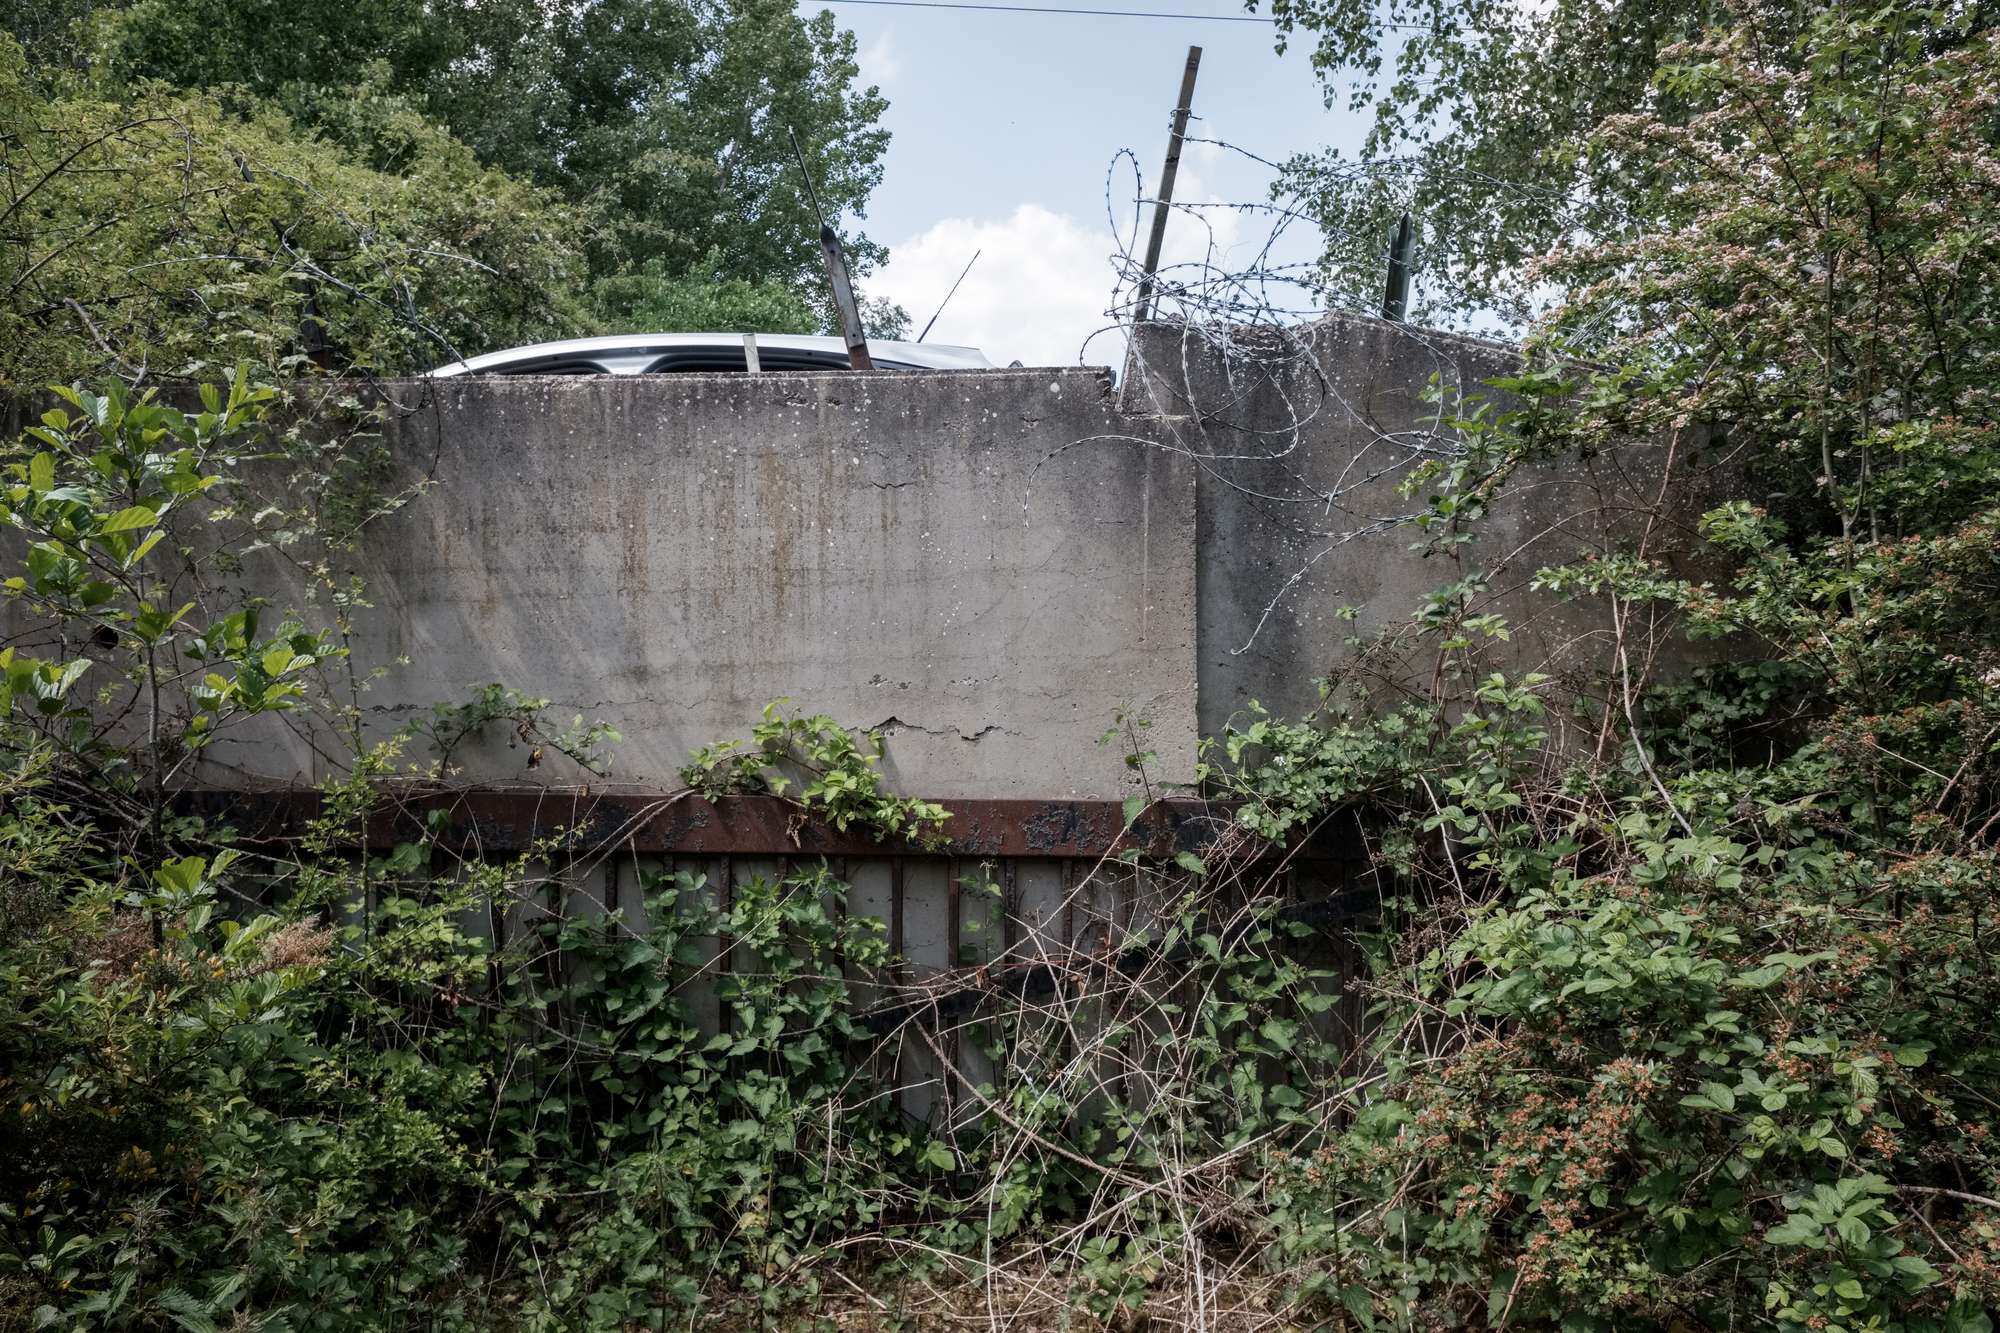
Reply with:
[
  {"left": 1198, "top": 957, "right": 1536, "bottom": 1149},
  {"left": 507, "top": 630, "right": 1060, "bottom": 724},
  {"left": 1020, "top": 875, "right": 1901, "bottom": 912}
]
[
  {"left": 818, "top": 0, "right": 1271, "bottom": 18},
  {"left": 813, "top": 0, "right": 1432, "bottom": 26}
]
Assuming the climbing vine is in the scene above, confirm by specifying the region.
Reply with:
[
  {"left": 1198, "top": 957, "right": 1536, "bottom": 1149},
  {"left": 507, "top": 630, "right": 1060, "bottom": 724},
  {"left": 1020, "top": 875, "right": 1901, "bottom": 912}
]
[
  {"left": 682, "top": 700, "right": 951, "bottom": 849},
  {"left": 4, "top": 4, "right": 2000, "bottom": 1330}
]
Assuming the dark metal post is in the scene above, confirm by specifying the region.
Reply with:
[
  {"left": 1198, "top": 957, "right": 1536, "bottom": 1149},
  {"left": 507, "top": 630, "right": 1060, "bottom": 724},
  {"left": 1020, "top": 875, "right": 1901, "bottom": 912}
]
[
  {"left": 818, "top": 224, "right": 876, "bottom": 370},
  {"left": 791, "top": 126, "right": 874, "bottom": 370},
  {"left": 1132, "top": 45, "right": 1202, "bottom": 325},
  {"left": 1382, "top": 212, "right": 1414, "bottom": 322}
]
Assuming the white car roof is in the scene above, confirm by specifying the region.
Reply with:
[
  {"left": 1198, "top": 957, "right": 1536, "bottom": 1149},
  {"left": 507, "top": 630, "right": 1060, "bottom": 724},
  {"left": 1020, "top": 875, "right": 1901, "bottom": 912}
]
[{"left": 429, "top": 333, "right": 993, "bottom": 377}]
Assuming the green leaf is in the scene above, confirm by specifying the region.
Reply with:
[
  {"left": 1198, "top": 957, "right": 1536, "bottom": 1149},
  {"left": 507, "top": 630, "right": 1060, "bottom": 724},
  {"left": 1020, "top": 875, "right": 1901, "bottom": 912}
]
[
  {"left": 1765, "top": 1214, "right": 1823, "bottom": 1247},
  {"left": 29, "top": 453, "right": 53, "bottom": 492},
  {"left": 100, "top": 505, "right": 159, "bottom": 533},
  {"left": 153, "top": 1287, "right": 220, "bottom": 1333},
  {"left": 1486, "top": 1272, "right": 1514, "bottom": 1323},
  {"left": 126, "top": 529, "right": 167, "bottom": 566},
  {"left": 48, "top": 657, "right": 91, "bottom": 699},
  {"left": 1944, "top": 1302, "right": 1991, "bottom": 1332}
]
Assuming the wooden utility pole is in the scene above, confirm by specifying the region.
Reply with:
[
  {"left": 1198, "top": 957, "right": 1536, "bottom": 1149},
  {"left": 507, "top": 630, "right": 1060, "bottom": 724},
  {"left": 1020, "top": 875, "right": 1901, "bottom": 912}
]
[{"left": 1132, "top": 45, "right": 1202, "bottom": 325}]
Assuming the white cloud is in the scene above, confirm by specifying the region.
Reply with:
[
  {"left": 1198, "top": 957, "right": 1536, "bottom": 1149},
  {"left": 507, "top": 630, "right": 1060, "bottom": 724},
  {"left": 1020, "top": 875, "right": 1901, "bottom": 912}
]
[
  {"left": 864, "top": 128, "right": 1274, "bottom": 371},
  {"left": 859, "top": 29, "right": 902, "bottom": 84},
  {"left": 866, "top": 204, "right": 1123, "bottom": 369},
  {"left": 1153, "top": 152, "right": 1250, "bottom": 278}
]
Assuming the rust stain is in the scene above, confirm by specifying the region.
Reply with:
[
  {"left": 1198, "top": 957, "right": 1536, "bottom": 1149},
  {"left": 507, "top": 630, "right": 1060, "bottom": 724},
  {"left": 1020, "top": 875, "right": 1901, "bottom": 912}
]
[{"left": 174, "top": 789, "right": 1364, "bottom": 862}]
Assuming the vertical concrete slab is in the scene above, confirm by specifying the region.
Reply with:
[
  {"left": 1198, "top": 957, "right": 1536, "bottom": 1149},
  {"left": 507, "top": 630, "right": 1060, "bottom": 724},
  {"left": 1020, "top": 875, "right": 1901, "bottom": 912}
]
[
  {"left": 208, "top": 368, "right": 1199, "bottom": 798},
  {"left": 1123, "top": 316, "right": 1739, "bottom": 737}
]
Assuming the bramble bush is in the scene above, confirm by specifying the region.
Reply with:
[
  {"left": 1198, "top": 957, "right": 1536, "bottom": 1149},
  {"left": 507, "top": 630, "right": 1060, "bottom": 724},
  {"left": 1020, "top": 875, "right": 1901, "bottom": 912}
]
[
  {"left": 0, "top": 377, "right": 1355, "bottom": 1329},
  {"left": 0, "top": 380, "right": 958, "bottom": 1329},
  {"left": 1201, "top": 6, "right": 2000, "bottom": 1328},
  {"left": 4, "top": 2, "right": 2000, "bottom": 1329}
]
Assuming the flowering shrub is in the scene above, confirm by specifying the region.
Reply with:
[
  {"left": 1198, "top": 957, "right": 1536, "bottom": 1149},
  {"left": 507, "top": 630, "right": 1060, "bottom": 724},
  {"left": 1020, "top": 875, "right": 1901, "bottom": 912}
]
[{"left": 1209, "top": 7, "right": 2000, "bottom": 1328}]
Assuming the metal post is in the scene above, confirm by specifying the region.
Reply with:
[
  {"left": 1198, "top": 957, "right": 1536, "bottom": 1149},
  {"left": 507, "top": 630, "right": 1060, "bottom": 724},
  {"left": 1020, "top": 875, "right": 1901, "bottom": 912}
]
[
  {"left": 742, "top": 332, "right": 761, "bottom": 373},
  {"left": 1132, "top": 45, "right": 1202, "bottom": 326},
  {"left": 1382, "top": 212, "right": 1414, "bottom": 322},
  {"left": 790, "top": 126, "right": 875, "bottom": 370},
  {"left": 818, "top": 225, "right": 876, "bottom": 371}
]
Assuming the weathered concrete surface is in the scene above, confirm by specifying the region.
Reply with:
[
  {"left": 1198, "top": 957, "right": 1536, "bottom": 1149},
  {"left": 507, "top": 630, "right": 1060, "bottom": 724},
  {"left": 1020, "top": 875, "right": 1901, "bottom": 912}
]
[
  {"left": 5, "top": 314, "right": 1735, "bottom": 798},
  {"left": 1121, "top": 315, "right": 1741, "bottom": 738},
  {"left": 205, "top": 369, "right": 1199, "bottom": 799}
]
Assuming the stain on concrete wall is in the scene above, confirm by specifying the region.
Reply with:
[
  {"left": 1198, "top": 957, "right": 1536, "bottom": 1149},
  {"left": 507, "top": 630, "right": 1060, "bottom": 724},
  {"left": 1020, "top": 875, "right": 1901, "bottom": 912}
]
[
  {"left": 208, "top": 368, "right": 1200, "bottom": 798},
  {"left": 141, "top": 314, "right": 1733, "bottom": 797},
  {"left": 1121, "top": 315, "right": 1740, "bottom": 742}
]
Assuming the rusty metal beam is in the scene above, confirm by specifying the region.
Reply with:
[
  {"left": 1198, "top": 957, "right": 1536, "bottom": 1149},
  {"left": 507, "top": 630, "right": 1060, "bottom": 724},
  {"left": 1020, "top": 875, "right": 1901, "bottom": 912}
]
[{"left": 172, "top": 789, "right": 1365, "bottom": 862}]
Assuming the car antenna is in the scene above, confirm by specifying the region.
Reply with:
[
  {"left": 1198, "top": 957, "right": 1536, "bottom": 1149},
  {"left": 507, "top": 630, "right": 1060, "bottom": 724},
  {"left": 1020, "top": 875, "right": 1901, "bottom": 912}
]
[
  {"left": 789, "top": 127, "right": 874, "bottom": 370},
  {"left": 917, "top": 249, "right": 981, "bottom": 344}
]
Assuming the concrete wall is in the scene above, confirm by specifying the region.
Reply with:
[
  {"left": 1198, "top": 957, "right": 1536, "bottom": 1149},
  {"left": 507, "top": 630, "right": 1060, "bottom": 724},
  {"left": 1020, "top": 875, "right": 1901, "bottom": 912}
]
[
  {"left": 1120, "top": 316, "right": 1740, "bottom": 738},
  {"left": 206, "top": 368, "right": 1199, "bottom": 799},
  {"left": 8, "top": 312, "right": 1730, "bottom": 798}
]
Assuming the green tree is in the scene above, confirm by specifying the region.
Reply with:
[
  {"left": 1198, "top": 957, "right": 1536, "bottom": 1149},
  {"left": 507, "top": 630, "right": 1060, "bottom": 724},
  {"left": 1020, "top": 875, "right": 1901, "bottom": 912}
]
[
  {"left": 1252, "top": 0, "right": 1990, "bottom": 326},
  {"left": 592, "top": 256, "right": 911, "bottom": 337},
  {"left": 594, "top": 260, "right": 823, "bottom": 336},
  {"left": 61, "top": 0, "right": 895, "bottom": 311},
  {"left": 0, "top": 34, "right": 591, "bottom": 388}
]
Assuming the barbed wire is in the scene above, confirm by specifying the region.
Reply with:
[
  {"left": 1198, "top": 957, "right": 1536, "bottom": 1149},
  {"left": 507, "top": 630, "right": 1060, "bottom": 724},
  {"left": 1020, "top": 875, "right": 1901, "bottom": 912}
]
[{"left": 1065, "top": 134, "right": 1520, "bottom": 657}]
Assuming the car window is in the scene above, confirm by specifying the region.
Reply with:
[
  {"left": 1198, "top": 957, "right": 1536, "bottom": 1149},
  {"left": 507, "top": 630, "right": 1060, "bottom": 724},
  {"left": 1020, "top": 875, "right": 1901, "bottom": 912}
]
[
  {"left": 471, "top": 347, "right": 926, "bottom": 375},
  {"left": 493, "top": 360, "right": 608, "bottom": 375},
  {"left": 641, "top": 350, "right": 750, "bottom": 373},
  {"left": 750, "top": 350, "right": 917, "bottom": 372}
]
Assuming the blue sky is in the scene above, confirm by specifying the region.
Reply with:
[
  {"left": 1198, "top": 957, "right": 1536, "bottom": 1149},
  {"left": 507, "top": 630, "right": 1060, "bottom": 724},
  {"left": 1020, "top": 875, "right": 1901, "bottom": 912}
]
[{"left": 800, "top": 0, "right": 1371, "bottom": 367}]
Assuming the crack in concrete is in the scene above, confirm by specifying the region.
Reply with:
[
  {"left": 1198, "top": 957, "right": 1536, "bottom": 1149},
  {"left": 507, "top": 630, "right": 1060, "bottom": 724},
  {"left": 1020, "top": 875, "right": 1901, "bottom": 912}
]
[{"left": 870, "top": 714, "right": 1011, "bottom": 743}]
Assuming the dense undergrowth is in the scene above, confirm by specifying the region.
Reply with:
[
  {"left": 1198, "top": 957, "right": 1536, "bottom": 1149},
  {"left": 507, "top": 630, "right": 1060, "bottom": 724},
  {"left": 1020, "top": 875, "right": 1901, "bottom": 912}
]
[{"left": 3, "top": 2, "right": 2000, "bottom": 1330}]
